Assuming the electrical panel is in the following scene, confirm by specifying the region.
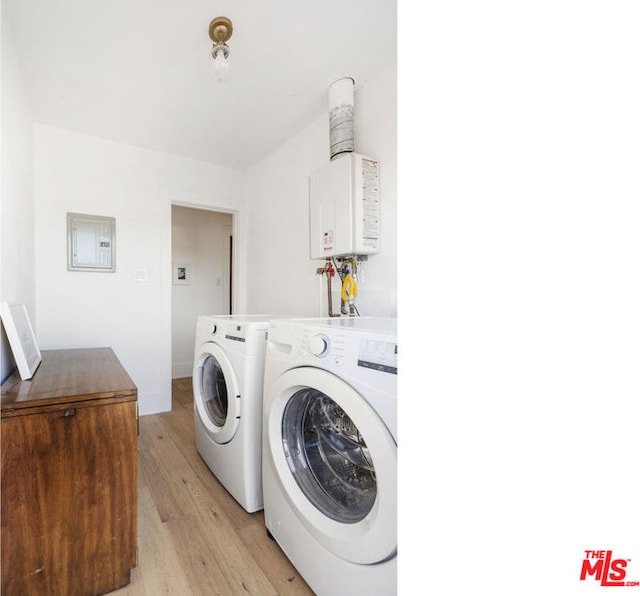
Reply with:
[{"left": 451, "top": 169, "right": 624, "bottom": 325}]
[{"left": 308, "top": 153, "right": 380, "bottom": 259}]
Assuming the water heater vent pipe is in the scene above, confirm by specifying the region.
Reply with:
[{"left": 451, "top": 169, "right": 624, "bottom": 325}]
[{"left": 328, "top": 77, "right": 355, "bottom": 160}]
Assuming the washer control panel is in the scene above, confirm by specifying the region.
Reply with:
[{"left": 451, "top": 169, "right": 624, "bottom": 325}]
[
  {"left": 308, "top": 334, "right": 330, "bottom": 357},
  {"left": 357, "top": 338, "right": 397, "bottom": 375},
  {"left": 301, "top": 329, "right": 347, "bottom": 366},
  {"left": 297, "top": 327, "right": 396, "bottom": 375}
]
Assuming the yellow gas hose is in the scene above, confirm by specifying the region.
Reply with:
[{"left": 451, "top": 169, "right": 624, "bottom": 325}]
[{"left": 341, "top": 273, "right": 358, "bottom": 302}]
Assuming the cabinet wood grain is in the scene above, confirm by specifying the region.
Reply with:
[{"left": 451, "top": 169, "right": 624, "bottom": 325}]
[{"left": 1, "top": 348, "right": 138, "bottom": 596}]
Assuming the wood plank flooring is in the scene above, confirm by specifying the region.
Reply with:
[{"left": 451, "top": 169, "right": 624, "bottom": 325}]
[{"left": 112, "top": 377, "right": 313, "bottom": 596}]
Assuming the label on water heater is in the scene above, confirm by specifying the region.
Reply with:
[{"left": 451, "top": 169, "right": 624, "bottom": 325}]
[
  {"left": 360, "top": 157, "right": 380, "bottom": 242},
  {"left": 323, "top": 230, "right": 334, "bottom": 252}
]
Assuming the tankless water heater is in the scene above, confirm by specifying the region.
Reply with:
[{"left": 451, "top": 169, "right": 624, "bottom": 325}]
[{"left": 308, "top": 153, "right": 380, "bottom": 259}]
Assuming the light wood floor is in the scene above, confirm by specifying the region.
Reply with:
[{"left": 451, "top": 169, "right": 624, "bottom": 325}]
[{"left": 112, "top": 377, "right": 313, "bottom": 596}]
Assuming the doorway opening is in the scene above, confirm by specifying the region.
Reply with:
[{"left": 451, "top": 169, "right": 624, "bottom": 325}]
[{"left": 171, "top": 204, "right": 234, "bottom": 378}]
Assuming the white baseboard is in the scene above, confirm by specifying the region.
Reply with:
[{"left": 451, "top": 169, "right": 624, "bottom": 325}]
[{"left": 172, "top": 361, "right": 193, "bottom": 379}]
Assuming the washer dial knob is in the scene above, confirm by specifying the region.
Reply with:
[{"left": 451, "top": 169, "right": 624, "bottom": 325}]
[
  {"left": 210, "top": 323, "right": 218, "bottom": 335},
  {"left": 308, "top": 334, "right": 330, "bottom": 357}
]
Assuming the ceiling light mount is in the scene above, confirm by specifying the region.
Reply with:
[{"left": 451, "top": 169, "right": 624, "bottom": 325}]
[
  {"left": 209, "top": 16, "right": 233, "bottom": 83},
  {"left": 209, "top": 16, "right": 233, "bottom": 45}
]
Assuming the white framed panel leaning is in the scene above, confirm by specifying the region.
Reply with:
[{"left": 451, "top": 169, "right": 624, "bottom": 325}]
[{"left": 0, "top": 303, "right": 42, "bottom": 380}]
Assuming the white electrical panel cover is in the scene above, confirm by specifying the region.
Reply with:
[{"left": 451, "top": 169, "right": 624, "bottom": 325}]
[{"left": 308, "top": 153, "right": 380, "bottom": 259}]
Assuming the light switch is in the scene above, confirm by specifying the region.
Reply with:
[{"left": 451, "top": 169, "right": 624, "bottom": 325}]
[{"left": 133, "top": 269, "right": 148, "bottom": 282}]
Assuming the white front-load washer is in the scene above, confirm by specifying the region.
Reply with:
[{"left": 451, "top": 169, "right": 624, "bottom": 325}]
[
  {"left": 262, "top": 317, "right": 397, "bottom": 595},
  {"left": 193, "top": 314, "right": 286, "bottom": 513}
]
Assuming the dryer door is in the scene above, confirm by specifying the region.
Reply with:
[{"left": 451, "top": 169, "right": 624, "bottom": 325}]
[
  {"left": 267, "top": 366, "right": 396, "bottom": 565},
  {"left": 193, "top": 343, "right": 241, "bottom": 444}
]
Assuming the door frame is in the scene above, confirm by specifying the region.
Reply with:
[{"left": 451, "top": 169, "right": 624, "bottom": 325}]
[
  {"left": 167, "top": 200, "right": 246, "bottom": 383},
  {"left": 170, "top": 201, "right": 240, "bottom": 314}
]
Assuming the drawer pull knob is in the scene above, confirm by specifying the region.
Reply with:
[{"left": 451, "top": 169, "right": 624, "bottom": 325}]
[{"left": 61, "top": 408, "right": 76, "bottom": 418}]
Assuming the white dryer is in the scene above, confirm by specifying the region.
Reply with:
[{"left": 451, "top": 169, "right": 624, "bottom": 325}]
[
  {"left": 262, "top": 317, "right": 397, "bottom": 596},
  {"left": 193, "top": 314, "right": 283, "bottom": 513}
]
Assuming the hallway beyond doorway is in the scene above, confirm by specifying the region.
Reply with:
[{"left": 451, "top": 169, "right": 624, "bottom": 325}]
[{"left": 171, "top": 205, "right": 233, "bottom": 378}]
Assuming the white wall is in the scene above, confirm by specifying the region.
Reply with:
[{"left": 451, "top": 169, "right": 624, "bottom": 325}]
[
  {"left": 33, "top": 124, "right": 245, "bottom": 414},
  {"left": 3, "top": 37, "right": 395, "bottom": 403},
  {"left": 171, "top": 205, "right": 232, "bottom": 378},
  {"left": 1, "top": 14, "right": 35, "bottom": 382},
  {"left": 244, "top": 69, "right": 397, "bottom": 317}
]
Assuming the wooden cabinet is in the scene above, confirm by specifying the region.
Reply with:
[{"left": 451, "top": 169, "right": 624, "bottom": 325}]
[{"left": 1, "top": 348, "right": 138, "bottom": 595}]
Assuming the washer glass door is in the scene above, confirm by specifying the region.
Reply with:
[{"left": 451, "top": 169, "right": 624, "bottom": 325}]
[
  {"left": 283, "top": 388, "right": 376, "bottom": 523},
  {"left": 267, "top": 366, "right": 396, "bottom": 564},
  {"left": 193, "top": 343, "right": 240, "bottom": 444}
]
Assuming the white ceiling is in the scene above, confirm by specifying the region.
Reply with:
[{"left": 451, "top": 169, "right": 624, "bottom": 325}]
[{"left": 3, "top": 0, "right": 397, "bottom": 170}]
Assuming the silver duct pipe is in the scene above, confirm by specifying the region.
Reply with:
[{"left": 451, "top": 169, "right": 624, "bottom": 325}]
[{"left": 328, "top": 77, "right": 355, "bottom": 160}]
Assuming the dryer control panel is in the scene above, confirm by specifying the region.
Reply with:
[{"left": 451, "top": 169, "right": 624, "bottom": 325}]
[{"left": 225, "top": 323, "right": 247, "bottom": 343}]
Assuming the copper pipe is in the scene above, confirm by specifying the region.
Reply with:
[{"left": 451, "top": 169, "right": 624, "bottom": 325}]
[{"left": 327, "top": 264, "right": 340, "bottom": 317}]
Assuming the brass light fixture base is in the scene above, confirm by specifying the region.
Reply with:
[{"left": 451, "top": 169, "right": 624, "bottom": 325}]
[{"left": 209, "top": 17, "right": 233, "bottom": 44}]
